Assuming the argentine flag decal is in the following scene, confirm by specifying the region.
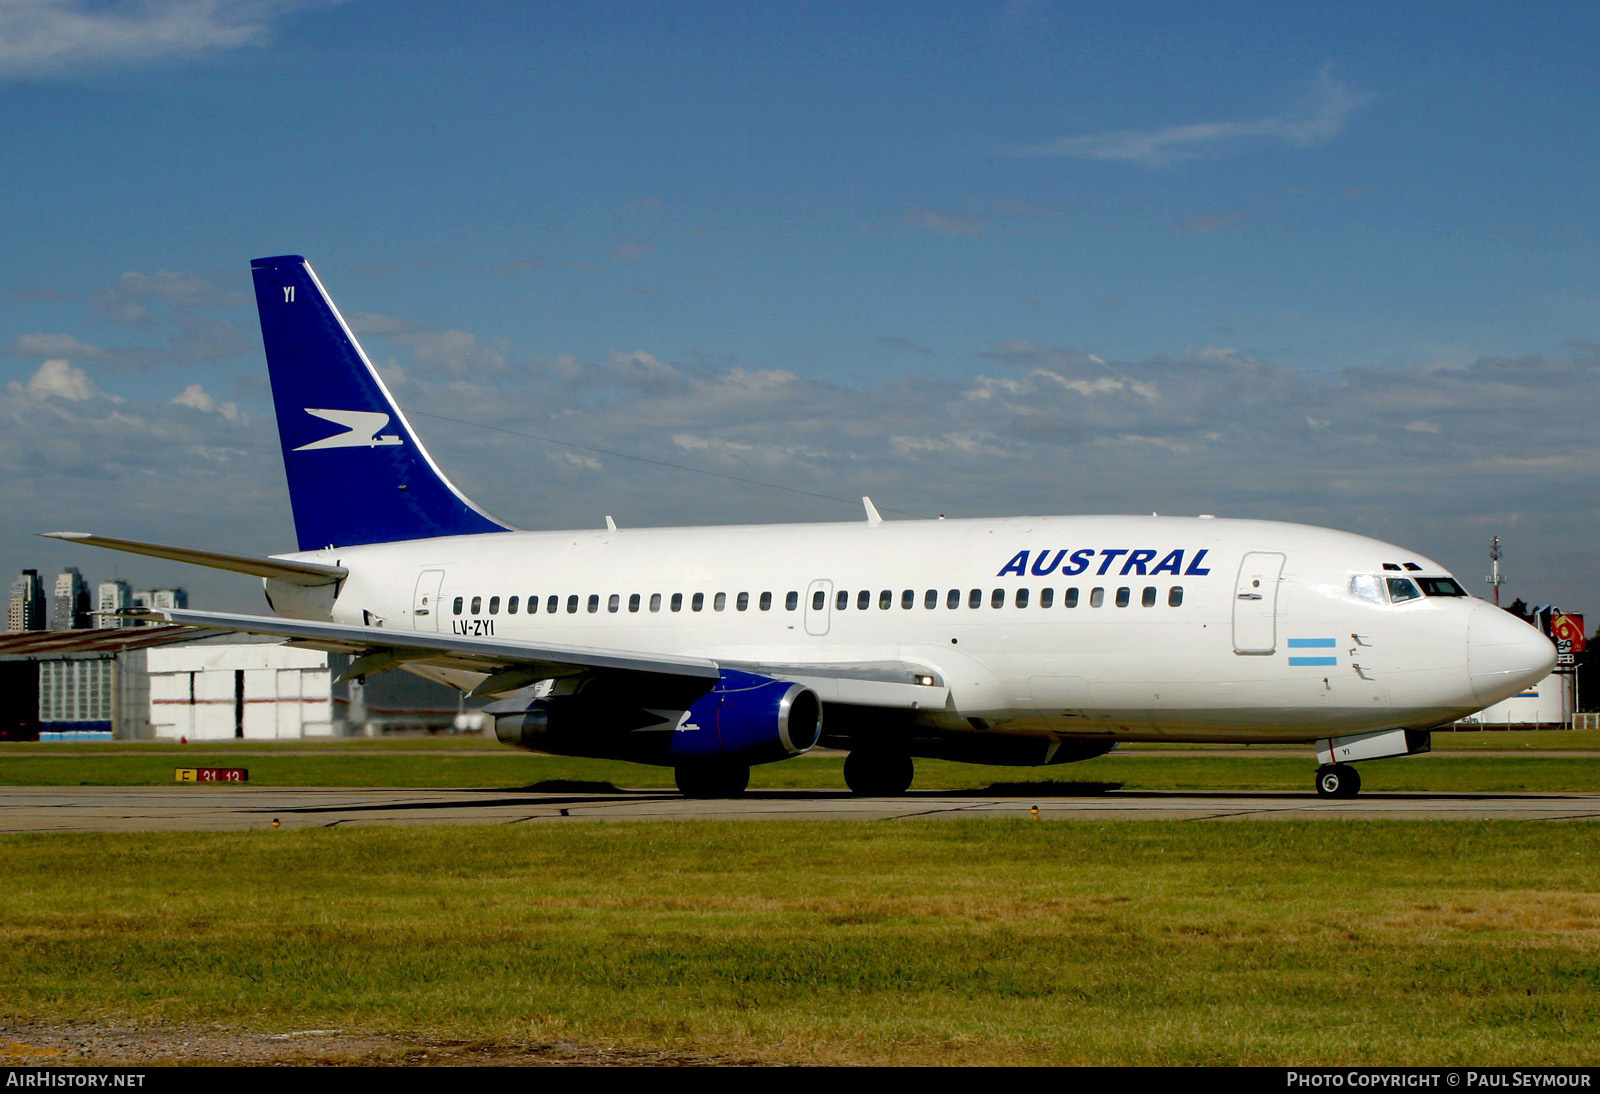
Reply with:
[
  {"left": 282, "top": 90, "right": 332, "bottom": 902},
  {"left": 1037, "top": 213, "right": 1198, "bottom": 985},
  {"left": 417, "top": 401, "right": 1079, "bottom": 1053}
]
[{"left": 1287, "top": 638, "right": 1338, "bottom": 667}]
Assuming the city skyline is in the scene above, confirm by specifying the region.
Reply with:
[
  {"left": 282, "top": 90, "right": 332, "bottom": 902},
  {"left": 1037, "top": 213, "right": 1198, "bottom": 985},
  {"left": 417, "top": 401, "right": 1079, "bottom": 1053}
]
[{"left": 6, "top": 565, "right": 185, "bottom": 632}]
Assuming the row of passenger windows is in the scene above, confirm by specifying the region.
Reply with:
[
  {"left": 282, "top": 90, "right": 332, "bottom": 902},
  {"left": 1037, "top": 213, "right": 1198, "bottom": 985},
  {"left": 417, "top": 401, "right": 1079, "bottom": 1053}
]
[
  {"left": 453, "top": 591, "right": 789, "bottom": 616},
  {"left": 451, "top": 585, "right": 1186, "bottom": 616}
]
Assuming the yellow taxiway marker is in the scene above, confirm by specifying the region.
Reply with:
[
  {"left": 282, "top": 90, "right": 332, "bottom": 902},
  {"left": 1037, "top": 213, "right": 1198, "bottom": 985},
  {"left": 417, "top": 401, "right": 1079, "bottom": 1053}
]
[{"left": 174, "top": 768, "right": 249, "bottom": 783}]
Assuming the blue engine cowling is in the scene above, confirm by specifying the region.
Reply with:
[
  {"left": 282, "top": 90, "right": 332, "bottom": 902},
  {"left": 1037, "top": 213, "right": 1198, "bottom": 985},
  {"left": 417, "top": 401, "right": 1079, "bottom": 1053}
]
[
  {"left": 492, "top": 668, "right": 821, "bottom": 767},
  {"left": 671, "top": 668, "right": 822, "bottom": 764}
]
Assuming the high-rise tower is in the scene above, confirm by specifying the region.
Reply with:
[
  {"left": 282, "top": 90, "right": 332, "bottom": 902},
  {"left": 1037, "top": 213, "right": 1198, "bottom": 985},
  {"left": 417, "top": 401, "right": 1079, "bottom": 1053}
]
[
  {"left": 8, "top": 570, "right": 46, "bottom": 631},
  {"left": 51, "top": 567, "right": 90, "bottom": 630}
]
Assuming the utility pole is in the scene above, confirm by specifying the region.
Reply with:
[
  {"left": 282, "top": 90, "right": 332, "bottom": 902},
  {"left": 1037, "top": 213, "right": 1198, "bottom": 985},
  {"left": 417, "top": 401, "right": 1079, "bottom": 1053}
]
[{"left": 1486, "top": 536, "right": 1507, "bottom": 607}]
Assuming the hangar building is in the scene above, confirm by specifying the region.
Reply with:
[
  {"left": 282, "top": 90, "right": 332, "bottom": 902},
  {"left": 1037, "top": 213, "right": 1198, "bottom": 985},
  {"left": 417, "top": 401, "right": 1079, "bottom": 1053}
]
[{"left": 0, "top": 628, "right": 479, "bottom": 741}]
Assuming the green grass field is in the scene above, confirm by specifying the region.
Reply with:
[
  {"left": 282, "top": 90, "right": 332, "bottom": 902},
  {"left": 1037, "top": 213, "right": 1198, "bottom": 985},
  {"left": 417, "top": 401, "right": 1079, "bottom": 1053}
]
[
  {"left": 3, "top": 733, "right": 1596, "bottom": 1064},
  {"left": 2, "top": 731, "right": 1597, "bottom": 792},
  {"left": 1, "top": 822, "right": 1595, "bottom": 1065}
]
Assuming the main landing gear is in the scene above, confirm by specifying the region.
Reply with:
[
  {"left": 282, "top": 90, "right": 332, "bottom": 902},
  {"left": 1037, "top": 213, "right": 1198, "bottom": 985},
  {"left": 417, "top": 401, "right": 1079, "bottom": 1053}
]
[
  {"left": 1315, "top": 763, "right": 1361, "bottom": 799},
  {"left": 843, "top": 751, "right": 915, "bottom": 796},
  {"left": 674, "top": 761, "right": 750, "bottom": 799}
]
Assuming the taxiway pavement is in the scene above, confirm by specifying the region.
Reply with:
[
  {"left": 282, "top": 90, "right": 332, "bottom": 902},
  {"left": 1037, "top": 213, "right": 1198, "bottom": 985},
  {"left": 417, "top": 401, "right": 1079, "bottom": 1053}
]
[{"left": 2, "top": 785, "right": 1598, "bottom": 831}]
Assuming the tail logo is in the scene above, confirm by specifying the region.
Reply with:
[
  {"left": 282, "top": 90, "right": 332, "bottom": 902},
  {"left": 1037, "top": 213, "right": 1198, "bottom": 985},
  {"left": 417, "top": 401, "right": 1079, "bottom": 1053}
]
[{"left": 293, "top": 408, "right": 403, "bottom": 451}]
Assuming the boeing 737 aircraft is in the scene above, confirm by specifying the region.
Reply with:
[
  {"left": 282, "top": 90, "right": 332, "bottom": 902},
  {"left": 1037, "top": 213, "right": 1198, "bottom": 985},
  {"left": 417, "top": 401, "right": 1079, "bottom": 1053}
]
[{"left": 47, "top": 255, "right": 1557, "bottom": 798}]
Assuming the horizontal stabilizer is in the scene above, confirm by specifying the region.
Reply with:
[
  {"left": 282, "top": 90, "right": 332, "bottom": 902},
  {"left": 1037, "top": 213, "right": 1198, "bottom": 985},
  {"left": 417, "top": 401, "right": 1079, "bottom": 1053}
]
[{"left": 41, "top": 532, "right": 348, "bottom": 587}]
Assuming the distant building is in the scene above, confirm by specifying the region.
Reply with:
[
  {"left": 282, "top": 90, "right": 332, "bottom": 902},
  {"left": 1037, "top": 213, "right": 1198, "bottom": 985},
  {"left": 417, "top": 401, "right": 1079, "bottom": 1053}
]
[
  {"left": 148, "top": 641, "right": 333, "bottom": 739},
  {"left": 148, "top": 646, "right": 475, "bottom": 739},
  {"left": 0, "top": 626, "right": 198, "bottom": 740},
  {"left": 97, "top": 580, "right": 132, "bottom": 628},
  {"left": 8, "top": 570, "right": 46, "bottom": 632},
  {"left": 152, "top": 588, "right": 188, "bottom": 611},
  {"left": 129, "top": 589, "right": 186, "bottom": 627},
  {"left": 1455, "top": 669, "right": 1574, "bottom": 729},
  {"left": 51, "top": 568, "right": 90, "bottom": 631},
  {"left": 0, "top": 628, "right": 480, "bottom": 741}
]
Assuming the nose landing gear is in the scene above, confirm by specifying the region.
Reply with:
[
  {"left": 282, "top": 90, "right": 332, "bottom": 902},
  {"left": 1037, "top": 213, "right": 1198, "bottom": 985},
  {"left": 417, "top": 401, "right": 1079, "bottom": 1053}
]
[{"left": 1313, "top": 729, "right": 1429, "bottom": 800}]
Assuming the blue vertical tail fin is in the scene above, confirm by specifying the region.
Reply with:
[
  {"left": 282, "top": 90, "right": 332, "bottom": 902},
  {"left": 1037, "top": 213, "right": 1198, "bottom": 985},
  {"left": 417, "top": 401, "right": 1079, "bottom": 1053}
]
[{"left": 251, "top": 255, "right": 513, "bottom": 551}]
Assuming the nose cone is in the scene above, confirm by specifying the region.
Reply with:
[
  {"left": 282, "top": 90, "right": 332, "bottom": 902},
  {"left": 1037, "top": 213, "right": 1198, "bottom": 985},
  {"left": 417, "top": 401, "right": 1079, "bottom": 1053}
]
[{"left": 1468, "top": 602, "right": 1557, "bottom": 705}]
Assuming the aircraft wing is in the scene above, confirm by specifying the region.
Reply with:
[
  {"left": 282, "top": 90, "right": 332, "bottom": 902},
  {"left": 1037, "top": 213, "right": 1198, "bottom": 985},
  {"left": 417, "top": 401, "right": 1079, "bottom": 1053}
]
[
  {"left": 130, "top": 608, "right": 946, "bottom": 708},
  {"left": 133, "top": 607, "right": 721, "bottom": 702},
  {"left": 721, "top": 660, "right": 949, "bottom": 708}
]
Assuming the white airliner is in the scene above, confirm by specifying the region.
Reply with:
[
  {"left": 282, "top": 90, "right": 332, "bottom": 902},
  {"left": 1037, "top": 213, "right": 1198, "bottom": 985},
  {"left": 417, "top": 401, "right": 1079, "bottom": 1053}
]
[{"left": 47, "top": 255, "right": 1556, "bottom": 799}]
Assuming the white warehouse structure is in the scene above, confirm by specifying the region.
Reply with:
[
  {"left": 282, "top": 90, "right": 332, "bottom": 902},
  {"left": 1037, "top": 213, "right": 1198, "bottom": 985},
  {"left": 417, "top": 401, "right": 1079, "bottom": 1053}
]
[
  {"left": 1, "top": 627, "right": 480, "bottom": 740},
  {"left": 147, "top": 641, "right": 336, "bottom": 739}
]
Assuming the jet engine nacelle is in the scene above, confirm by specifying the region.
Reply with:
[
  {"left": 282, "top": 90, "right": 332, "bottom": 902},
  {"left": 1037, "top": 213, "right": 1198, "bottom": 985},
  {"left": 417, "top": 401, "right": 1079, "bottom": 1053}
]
[
  {"left": 673, "top": 668, "right": 823, "bottom": 763},
  {"left": 493, "top": 668, "right": 821, "bottom": 767}
]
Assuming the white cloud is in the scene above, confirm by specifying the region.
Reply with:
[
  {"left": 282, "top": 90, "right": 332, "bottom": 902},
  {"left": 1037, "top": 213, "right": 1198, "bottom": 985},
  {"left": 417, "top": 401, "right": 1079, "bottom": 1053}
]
[
  {"left": 672, "top": 434, "right": 755, "bottom": 455},
  {"left": 612, "top": 240, "right": 654, "bottom": 263},
  {"left": 0, "top": 0, "right": 330, "bottom": 80},
  {"left": 2, "top": 321, "right": 1596, "bottom": 614},
  {"left": 7, "top": 332, "right": 108, "bottom": 360},
  {"left": 703, "top": 367, "right": 794, "bottom": 393},
  {"left": 8, "top": 269, "right": 254, "bottom": 372},
  {"left": 902, "top": 208, "right": 986, "bottom": 238},
  {"left": 172, "top": 382, "right": 245, "bottom": 422},
  {"left": 879, "top": 337, "right": 938, "bottom": 360},
  {"left": 889, "top": 432, "right": 1011, "bottom": 458},
  {"left": 347, "top": 312, "right": 418, "bottom": 337},
  {"left": 351, "top": 314, "right": 509, "bottom": 378},
  {"left": 407, "top": 330, "right": 509, "bottom": 377},
  {"left": 96, "top": 269, "right": 247, "bottom": 313},
  {"left": 1041, "top": 374, "right": 1126, "bottom": 398},
  {"left": 1018, "top": 68, "right": 1372, "bottom": 167},
  {"left": 12, "top": 358, "right": 101, "bottom": 401}
]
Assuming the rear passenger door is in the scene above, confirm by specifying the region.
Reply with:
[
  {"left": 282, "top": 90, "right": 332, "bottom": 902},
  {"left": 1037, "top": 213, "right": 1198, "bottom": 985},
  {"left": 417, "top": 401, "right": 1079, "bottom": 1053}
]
[
  {"left": 805, "top": 579, "right": 832, "bottom": 636},
  {"left": 412, "top": 570, "right": 445, "bottom": 633}
]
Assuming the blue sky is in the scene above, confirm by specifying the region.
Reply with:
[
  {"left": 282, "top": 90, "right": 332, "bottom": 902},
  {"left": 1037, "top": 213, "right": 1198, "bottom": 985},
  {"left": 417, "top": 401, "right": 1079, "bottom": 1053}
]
[{"left": 2, "top": 0, "right": 1596, "bottom": 615}]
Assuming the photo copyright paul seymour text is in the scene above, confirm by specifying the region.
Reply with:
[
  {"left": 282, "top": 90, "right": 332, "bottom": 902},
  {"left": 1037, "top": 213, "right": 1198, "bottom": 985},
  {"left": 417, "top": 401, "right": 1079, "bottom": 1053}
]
[{"left": 1288, "top": 1075, "right": 1592, "bottom": 1088}]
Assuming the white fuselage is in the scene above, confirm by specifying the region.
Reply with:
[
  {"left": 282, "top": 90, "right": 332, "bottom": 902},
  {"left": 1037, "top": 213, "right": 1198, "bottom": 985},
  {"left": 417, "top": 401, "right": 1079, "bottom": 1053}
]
[{"left": 267, "top": 514, "right": 1553, "bottom": 744}]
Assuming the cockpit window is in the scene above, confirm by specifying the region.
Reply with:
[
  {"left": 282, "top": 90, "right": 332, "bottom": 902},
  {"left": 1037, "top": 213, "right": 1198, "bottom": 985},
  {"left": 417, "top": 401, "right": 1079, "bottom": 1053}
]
[
  {"left": 1386, "top": 577, "right": 1422, "bottom": 602},
  {"left": 1418, "top": 577, "right": 1468, "bottom": 597},
  {"left": 1349, "top": 575, "right": 1386, "bottom": 604}
]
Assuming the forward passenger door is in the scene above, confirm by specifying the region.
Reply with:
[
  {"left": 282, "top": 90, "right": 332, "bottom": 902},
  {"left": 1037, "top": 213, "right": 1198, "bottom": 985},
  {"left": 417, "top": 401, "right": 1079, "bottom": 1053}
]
[{"left": 1232, "top": 552, "right": 1285, "bottom": 654}]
